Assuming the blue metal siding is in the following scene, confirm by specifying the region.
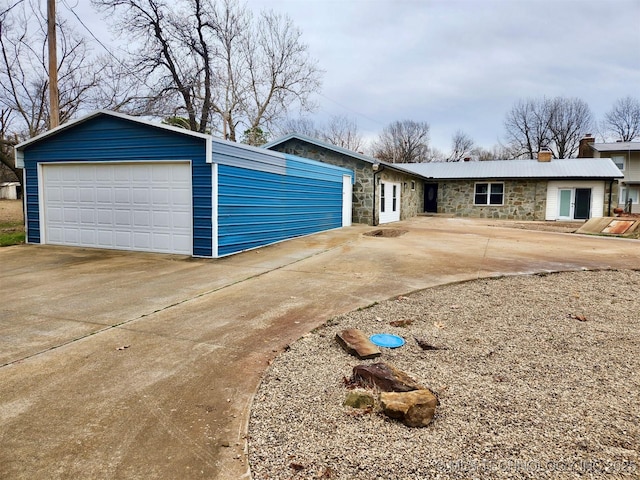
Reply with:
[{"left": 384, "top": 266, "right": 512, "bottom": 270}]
[
  {"left": 21, "top": 115, "right": 212, "bottom": 256},
  {"left": 217, "top": 158, "right": 351, "bottom": 256},
  {"left": 213, "top": 140, "right": 286, "bottom": 175}
]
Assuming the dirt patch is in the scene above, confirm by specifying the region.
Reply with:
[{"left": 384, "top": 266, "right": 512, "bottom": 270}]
[
  {"left": 364, "top": 229, "right": 408, "bottom": 238},
  {"left": 0, "top": 199, "right": 24, "bottom": 224},
  {"left": 0, "top": 199, "right": 25, "bottom": 246}
]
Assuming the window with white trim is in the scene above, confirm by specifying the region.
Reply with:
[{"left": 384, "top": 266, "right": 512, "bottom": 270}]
[
  {"left": 611, "top": 155, "right": 625, "bottom": 171},
  {"left": 474, "top": 182, "right": 504, "bottom": 205},
  {"left": 620, "top": 187, "right": 639, "bottom": 204}
]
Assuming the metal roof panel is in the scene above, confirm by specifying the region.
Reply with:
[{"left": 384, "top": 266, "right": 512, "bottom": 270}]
[{"left": 401, "top": 158, "right": 623, "bottom": 179}]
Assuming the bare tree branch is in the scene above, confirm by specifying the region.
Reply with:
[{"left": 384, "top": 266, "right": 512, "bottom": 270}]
[
  {"left": 447, "top": 130, "right": 475, "bottom": 162},
  {"left": 602, "top": 96, "right": 640, "bottom": 142},
  {"left": 372, "top": 120, "right": 430, "bottom": 163}
]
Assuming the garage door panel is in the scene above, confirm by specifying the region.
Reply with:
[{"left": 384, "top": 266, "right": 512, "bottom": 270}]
[
  {"left": 133, "top": 210, "right": 151, "bottom": 226},
  {"left": 43, "top": 163, "right": 192, "bottom": 255},
  {"left": 152, "top": 211, "right": 171, "bottom": 228},
  {"left": 63, "top": 208, "right": 79, "bottom": 223},
  {"left": 64, "top": 228, "right": 80, "bottom": 243},
  {"left": 132, "top": 188, "right": 150, "bottom": 204},
  {"left": 173, "top": 212, "right": 191, "bottom": 228},
  {"left": 63, "top": 188, "right": 78, "bottom": 202},
  {"left": 80, "top": 208, "right": 95, "bottom": 224},
  {"left": 114, "top": 188, "right": 130, "bottom": 204},
  {"left": 133, "top": 232, "right": 152, "bottom": 249},
  {"left": 96, "top": 188, "right": 111, "bottom": 202},
  {"left": 172, "top": 188, "right": 191, "bottom": 205},
  {"left": 78, "top": 167, "right": 95, "bottom": 181},
  {"left": 80, "top": 229, "right": 96, "bottom": 244},
  {"left": 78, "top": 187, "right": 95, "bottom": 202},
  {"left": 96, "top": 230, "right": 113, "bottom": 246}
]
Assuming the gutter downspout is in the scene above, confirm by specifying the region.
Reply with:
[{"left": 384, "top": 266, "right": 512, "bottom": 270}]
[
  {"left": 372, "top": 163, "right": 384, "bottom": 226},
  {"left": 607, "top": 179, "right": 613, "bottom": 216}
]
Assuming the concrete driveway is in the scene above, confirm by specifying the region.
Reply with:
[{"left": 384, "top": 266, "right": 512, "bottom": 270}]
[{"left": 1, "top": 217, "right": 639, "bottom": 479}]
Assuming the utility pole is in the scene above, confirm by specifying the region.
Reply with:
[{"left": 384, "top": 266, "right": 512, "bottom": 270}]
[{"left": 47, "top": 0, "right": 60, "bottom": 129}]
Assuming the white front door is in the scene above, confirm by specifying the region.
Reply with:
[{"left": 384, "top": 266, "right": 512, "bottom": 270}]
[
  {"left": 41, "top": 162, "right": 193, "bottom": 254},
  {"left": 558, "top": 188, "right": 573, "bottom": 220},
  {"left": 379, "top": 181, "right": 401, "bottom": 224},
  {"left": 342, "top": 175, "right": 352, "bottom": 227},
  {"left": 558, "top": 188, "right": 592, "bottom": 220}
]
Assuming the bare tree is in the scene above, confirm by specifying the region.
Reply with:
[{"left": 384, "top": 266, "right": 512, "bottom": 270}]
[
  {"left": 92, "top": 0, "right": 322, "bottom": 141},
  {"left": 503, "top": 98, "right": 553, "bottom": 159},
  {"left": 602, "top": 96, "right": 640, "bottom": 142},
  {"left": 447, "top": 130, "right": 475, "bottom": 162},
  {"left": 548, "top": 97, "right": 593, "bottom": 159},
  {"left": 503, "top": 97, "right": 592, "bottom": 159},
  {"left": 277, "top": 117, "right": 320, "bottom": 138},
  {"left": 0, "top": 1, "right": 102, "bottom": 181},
  {"left": 322, "top": 115, "right": 363, "bottom": 151},
  {"left": 372, "top": 120, "right": 431, "bottom": 163},
  {"left": 470, "top": 144, "right": 515, "bottom": 161}
]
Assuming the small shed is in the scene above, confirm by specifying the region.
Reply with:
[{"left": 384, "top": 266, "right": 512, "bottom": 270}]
[
  {"left": 0, "top": 182, "right": 20, "bottom": 200},
  {"left": 15, "top": 110, "right": 353, "bottom": 257}
]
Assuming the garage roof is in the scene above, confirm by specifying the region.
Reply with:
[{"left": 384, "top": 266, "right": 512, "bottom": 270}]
[
  {"left": 264, "top": 133, "right": 432, "bottom": 180},
  {"left": 401, "top": 158, "right": 623, "bottom": 180}
]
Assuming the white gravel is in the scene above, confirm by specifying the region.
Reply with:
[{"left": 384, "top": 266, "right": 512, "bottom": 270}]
[{"left": 248, "top": 270, "right": 640, "bottom": 479}]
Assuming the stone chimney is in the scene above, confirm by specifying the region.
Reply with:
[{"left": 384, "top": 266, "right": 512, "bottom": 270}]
[
  {"left": 578, "top": 134, "right": 595, "bottom": 158},
  {"left": 537, "top": 148, "right": 552, "bottom": 162}
]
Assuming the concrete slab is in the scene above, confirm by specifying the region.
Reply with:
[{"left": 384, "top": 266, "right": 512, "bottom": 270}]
[{"left": 1, "top": 217, "right": 640, "bottom": 479}]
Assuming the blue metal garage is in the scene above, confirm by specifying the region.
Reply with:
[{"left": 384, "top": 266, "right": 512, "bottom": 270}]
[{"left": 15, "top": 110, "right": 353, "bottom": 257}]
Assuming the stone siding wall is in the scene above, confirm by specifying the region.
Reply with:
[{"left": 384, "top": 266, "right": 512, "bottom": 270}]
[
  {"left": 269, "top": 139, "right": 424, "bottom": 225},
  {"left": 438, "top": 179, "right": 548, "bottom": 220}
]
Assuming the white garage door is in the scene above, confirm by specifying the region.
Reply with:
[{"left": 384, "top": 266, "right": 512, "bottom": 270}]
[{"left": 42, "top": 162, "right": 192, "bottom": 254}]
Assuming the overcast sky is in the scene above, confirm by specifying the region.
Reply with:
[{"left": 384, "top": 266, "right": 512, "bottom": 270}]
[{"left": 71, "top": 0, "right": 640, "bottom": 152}]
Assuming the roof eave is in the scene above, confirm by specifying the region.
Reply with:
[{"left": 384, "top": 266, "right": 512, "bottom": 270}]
[
  {"left": 14, "top": 110, "right": 212, "bottom": 153},
  {"left": 264, "top": 133, "right": 433, "bottom": 180}
]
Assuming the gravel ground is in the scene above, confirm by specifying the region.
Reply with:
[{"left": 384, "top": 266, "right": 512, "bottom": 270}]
[{"left": 248, "top": 270, "right": 640, "bottom": 479}]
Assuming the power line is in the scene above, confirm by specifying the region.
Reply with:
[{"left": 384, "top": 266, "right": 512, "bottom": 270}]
[
  {"left": 316, "top": 91, "right": 386, "bottom": 127},
  {"left": 59, "top": 0, "right": 155, "bottom": 91}
]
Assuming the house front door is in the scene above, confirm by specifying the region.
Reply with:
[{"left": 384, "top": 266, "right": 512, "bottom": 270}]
[
  {"left": 574, "top": 188, "right": 591, "bottom": 220},
  {"left": 424, "top": 182, "right": 438, "bottom": 213},
  {"left": 558, "top": 188, "right": 591, "bottom": 220},
  {"left": 379, "top": 181, "right": 401, "bottom": 224}
]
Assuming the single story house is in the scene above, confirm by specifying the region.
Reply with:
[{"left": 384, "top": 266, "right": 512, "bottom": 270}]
[
  {"left": 264, "top": 134, "right": 431, "bottom": 225},
  {"left": 402, "top": 152, "right": 623, "bottom": 221},
  {"left": 588, "top": 141, "right": 640, "bottom": 213},
  {"left": 15, "top": 110, "right": 353, "bottom": 257}
]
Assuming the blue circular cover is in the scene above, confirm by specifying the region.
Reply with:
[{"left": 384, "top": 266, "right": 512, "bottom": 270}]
[{"left": 370, "top": 333, "right": 405, "bottom": 348}]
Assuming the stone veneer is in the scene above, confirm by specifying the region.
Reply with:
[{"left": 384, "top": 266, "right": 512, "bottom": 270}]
[
  {"left": 437, "top": 179, "right": 619, "bottom": 220},
  {"left": 437, "top": 180, "right": 548, "bottom": 220},
  {"left": 268, "top": 139, "right": 424, "bottom": 225}
]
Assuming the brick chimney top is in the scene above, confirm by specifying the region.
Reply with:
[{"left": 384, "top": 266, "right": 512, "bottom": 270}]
[
  {"left": 578, "top": 134, "right": 596, "bottom": 158},
  {"left": 537, "top": 148, "right": 552, "bottom": 162}
]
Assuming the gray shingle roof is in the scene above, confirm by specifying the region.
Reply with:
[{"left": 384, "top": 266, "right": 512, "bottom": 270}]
[
  {"left": 401, "top": 158, "right": 623, "bottom": 180},
  {"left": 590, "top": 142, "right": 640, "bottom": 152}
]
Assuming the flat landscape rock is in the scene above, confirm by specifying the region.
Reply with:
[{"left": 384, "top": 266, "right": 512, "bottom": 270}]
[
  {"left": 351, "top": 362, "right": 423, "bottom": 392},
  {"left": 335, "top": 328, "right": 381, "bottom": 359}
]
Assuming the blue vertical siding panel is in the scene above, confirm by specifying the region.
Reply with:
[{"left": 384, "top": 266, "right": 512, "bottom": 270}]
[
  {"left": 20, "top": 115, "right": 212, "bottom": 256},
  {"left": 216, "top": 157, "right": 352, "bottom": 256}
]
